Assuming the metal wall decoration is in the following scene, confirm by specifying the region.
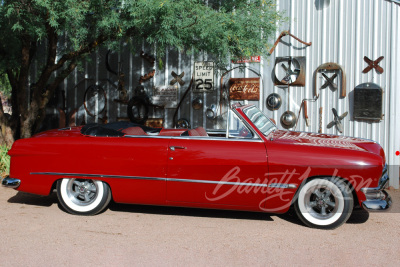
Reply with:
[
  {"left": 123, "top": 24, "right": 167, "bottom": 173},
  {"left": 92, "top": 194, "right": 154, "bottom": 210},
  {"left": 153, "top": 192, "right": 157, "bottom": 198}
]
[
  {"left": 145, "top": 118, "right": 164, "bottom": 128},
  {"left": 274, "top": 57, "right": 306, "bottom": 86},
  {"left": 314, "top": 62, "right": 346, "bottom": 98},
  {"left": 152, "top": 86, "right": 178, "bottom": 108},
  {"left": 140, "top": 50, "right": 155, "bottom": 66},
  {"left": 192, "top": 97, "right": 203, "bottom": 110},
  {"left": 83, "top": 84, "right": 108, "bottom": 123},
  {"left": 127, "top": 95, "right": 149, "bottom": 125},
  {"left": 266, "top": 93, "right": 282, "bottom": 110},
  {"left": 205, "top": 104, "right": 218, "bottom": 119},
  {"left": 175, "top": 118, "right": 191, "bottom": 129},
  {"left": 268, "top": 31, "right": 312, "bottom": 55},
  {"left": 194, "top": 61, "right": 214, "bottom": 92},
  {"left": 362, "top": 56, "right": 384, "bottom": 74},
  {"left": 353, "top": 83, "right": 383, "bottom": 121},
  {"left": 321, "top": 73, "right": 338, "bottom": 90},
  {"left": 280, "top": 111, "right": 297, "bottom": 129},
  {"left": 229, "top": 78, "right": 260, "bottom": 100},
  {"left": 170, "top": 71, "right": 185, "bottom": 86},
  {"left": 139, "top": 69, "right": 155, "bottom": 84},
  {"left": 327, "top": 108, "right": 348, "bottom": 133},
  {"left": 232, "top": 56, "right": 261, "bottom": 64}
]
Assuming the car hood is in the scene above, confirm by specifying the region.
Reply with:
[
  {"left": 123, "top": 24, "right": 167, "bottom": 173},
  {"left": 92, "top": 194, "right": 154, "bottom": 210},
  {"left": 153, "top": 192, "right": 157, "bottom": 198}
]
[{"left": 270, "top": 130, "right": 384, "bottom": 157}]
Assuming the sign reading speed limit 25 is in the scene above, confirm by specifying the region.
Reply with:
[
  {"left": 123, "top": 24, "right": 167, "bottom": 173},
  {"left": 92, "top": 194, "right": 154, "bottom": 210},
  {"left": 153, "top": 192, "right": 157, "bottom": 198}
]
[{"left": 194, "top": 61, "right": 214, "bottom": 92}]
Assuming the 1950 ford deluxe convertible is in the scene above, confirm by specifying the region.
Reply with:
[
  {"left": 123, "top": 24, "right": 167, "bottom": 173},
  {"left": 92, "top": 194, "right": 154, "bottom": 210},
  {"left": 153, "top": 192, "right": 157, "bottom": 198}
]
[{"left": 2, "top": 104, "right": 392, "bottom": 229}]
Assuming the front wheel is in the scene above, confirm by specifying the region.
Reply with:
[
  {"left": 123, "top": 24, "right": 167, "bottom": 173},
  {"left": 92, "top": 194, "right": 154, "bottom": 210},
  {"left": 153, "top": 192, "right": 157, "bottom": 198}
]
[
  {"left": 294, "top": 178, "right": 353, "bottom": 229},
  {"left": 56, "top": 178, "right": 112, "bottom": 215}
]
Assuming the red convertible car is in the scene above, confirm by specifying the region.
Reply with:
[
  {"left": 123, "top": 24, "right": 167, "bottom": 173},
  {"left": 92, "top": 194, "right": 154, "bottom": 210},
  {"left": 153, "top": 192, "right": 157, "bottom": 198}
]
[{"left": 2, "top": 104, "right": 392, "bottom": 229}]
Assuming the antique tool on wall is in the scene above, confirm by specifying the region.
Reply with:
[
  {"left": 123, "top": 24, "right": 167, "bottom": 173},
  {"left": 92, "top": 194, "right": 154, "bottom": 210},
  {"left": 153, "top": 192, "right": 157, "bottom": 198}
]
[
  {"left": 266, "top": 93, "right": 282, "bottom": 111},
  {"left": 304, "top": 101, "right": 310, "bottom": 127},
  {"left": 140, "top": 50, "right": 155, "bottom": 66},
  {"left": 314, "top": 62, "right": 346, "bottom": 98},
  {"left": 362, "top": 56, "right": 384, "bottom": 74},
  {"left": 318, "top": 107, "right": 323, "bottom": 133},
  {"left": 173, "top": 76, "right": 194, "bottom": 127},
  {"left": 106, "top": 50, "right": 128, "bottom": 101},
  {"left": 139, "top": 69, "right": 155, "bottom": 84},
  {"left": 353, "top": 83, "right": 383, "bottom": 121},
  {"left": 321, "top": 73, "right": 338, "bottom": 90},
  {"left": 293, "top": 97, "right": 318, "bottom": 130},
  {"left": 268, "top": 31, "right": 312, "bottom": 55},
  {"left": 170, "top": 71, "right": 185, "bottom": 86},
  {"left": 274, "top": 57, "right": 306, "bottom": 86},
  {"left": 327, "top": 108, "right": 348, "bottom": 133}
]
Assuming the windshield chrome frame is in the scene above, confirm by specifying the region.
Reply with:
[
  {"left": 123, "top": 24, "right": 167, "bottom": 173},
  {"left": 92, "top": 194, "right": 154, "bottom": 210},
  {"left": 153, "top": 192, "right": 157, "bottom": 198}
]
[{"left": 242, "top": 105, "right": 277, "bottom": 137}]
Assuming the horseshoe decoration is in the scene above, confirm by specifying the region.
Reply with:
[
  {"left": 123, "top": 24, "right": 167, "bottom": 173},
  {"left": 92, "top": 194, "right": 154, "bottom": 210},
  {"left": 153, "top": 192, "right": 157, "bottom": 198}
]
[
  {"left": 362, "top": 56, "right": 384, "bottom": 74},
  {"left": 314, "top": 62, "right": 346, "bottom": 98}
]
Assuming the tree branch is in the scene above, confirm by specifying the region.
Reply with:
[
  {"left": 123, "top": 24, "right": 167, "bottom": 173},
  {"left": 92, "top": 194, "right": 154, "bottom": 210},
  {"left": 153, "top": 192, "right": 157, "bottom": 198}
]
[{"left": 51, "top": 34, "right": 108, "bottom": 73}]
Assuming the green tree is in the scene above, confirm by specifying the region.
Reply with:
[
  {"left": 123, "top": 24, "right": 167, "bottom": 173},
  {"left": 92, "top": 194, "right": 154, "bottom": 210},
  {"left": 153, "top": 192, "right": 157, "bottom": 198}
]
[{"left": 0, "top": 0, "right": 283, "bottom": 145}]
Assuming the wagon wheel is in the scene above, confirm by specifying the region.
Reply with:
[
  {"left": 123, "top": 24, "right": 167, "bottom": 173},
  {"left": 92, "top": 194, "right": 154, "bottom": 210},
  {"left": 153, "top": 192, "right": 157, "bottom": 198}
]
[
  {"left": 127, "top": 96, "right": 149, "bottom": 125},
  {"left": 83, "top": 84, "right": 107, "bottom": 118}
]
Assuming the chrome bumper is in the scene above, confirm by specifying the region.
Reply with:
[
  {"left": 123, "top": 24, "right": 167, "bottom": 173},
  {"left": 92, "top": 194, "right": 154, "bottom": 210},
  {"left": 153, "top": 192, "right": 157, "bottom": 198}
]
[
  {"left": 1, "top": 176, "right": 21, "bottom": 189},
  {"left": 361, "top": 165, "right": 392, "bottom": 212}
]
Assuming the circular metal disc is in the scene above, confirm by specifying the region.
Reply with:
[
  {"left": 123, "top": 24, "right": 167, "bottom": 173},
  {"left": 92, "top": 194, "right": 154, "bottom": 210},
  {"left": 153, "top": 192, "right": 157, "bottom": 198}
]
[
  {"left": 266, "top": 93, "right": 282, "bottom": 110},
  {"left": 280, "top": 111, "right": 297, "bottom": 129},
  {"left": 192, "top": 97, "right": 203, "bottom": 110},
  {"left": 176, "top": 118, "right": 191, "bottom": 129}
]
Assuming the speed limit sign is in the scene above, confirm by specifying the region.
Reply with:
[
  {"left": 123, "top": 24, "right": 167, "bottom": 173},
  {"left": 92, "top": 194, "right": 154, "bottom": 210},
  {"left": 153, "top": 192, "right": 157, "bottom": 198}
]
[{"left": 194, "top": 61, "right": 214, "bottom": 92}]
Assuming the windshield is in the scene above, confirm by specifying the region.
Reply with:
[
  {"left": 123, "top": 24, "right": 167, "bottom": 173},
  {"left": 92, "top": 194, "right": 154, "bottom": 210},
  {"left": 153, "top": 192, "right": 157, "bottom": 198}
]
[{"left": 242, "top": 106, "right": 277, "bottom": 136}]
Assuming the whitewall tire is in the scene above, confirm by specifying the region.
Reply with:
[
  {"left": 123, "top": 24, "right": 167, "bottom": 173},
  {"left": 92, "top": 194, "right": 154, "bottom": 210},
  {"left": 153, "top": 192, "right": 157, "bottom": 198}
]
[
  {"left": 56, "top": 178, "right": 112, "bottom": 215},
  {"left": 294, "top": 178, "right": 353, "bottom": 229}
]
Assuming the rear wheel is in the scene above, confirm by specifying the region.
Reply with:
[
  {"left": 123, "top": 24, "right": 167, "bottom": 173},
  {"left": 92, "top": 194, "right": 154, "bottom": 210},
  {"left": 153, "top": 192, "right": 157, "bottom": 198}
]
[
  {"left": 56, "top": 178, "right": 112, "bottom": 215},
  {"left": 294, "top": 178, "right": 353, "bottom": 229}
]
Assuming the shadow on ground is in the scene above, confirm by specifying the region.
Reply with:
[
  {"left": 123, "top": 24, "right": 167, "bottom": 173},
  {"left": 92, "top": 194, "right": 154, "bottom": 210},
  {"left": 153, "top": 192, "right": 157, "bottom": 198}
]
[
  {"left": 7, "top": 192, "right": 370, "bottom": 226},
  {"left": 108, "top": 201, "right": 275, "bottom": 222},
  {"left": 7, "top": 192, "right": 58, "bottom": 207}
]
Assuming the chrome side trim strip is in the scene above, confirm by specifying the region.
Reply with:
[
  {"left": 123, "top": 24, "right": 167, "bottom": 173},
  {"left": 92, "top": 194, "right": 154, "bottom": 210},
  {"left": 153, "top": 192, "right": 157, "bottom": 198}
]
[
  {"left": 31, "top": 172, "right": 166, "bottom": 181},
  {"left": 124, "top": 135, "right": 263, "bottom": 142},
  {"left": 268, "top": 183, "right": 297, "bottom": 189},
  {"left": 31, "top": 172, "right": 296, "bottom": 189},
  {"left": 167, "top": 178, "right": 269, "bottom": 187}
]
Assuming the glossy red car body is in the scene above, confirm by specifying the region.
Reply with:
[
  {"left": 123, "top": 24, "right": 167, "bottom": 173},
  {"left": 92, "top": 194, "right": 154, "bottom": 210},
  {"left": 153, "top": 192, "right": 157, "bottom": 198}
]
[{"left": 4, "top": 105, "right": 391, "bottom": 218}]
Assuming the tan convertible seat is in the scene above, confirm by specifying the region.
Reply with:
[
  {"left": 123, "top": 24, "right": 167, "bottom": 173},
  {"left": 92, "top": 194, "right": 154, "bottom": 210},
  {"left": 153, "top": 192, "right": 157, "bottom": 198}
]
[{"left": 122, "top": 127, "right": 147, "bottom": 135}]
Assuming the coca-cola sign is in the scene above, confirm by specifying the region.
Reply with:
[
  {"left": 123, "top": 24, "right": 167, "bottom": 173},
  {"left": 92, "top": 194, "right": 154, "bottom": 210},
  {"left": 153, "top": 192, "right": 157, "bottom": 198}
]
[{"left": 229, "top": 78, "right": 260, "bottom": 100}]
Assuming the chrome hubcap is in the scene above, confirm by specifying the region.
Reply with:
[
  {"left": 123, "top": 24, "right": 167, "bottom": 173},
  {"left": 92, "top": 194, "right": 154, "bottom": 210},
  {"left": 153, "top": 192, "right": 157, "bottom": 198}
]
[
  {"left": 66, "top": 179, "right": 98, "bottom": 206},
  {"left": 305, "top": 186, "right": 338, "bottom": 220}
]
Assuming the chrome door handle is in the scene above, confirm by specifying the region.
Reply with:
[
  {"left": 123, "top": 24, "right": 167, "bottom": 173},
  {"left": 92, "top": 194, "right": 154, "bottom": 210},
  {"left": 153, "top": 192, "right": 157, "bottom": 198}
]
[{"left": 170, "top": 146, "right": 186, "bottom": 151}]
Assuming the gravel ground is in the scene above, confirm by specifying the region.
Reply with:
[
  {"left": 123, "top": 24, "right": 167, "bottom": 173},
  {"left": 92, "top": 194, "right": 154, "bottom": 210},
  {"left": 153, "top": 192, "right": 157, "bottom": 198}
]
[{"left": 0, "top": 186, "right": 399, "bottom": 267}]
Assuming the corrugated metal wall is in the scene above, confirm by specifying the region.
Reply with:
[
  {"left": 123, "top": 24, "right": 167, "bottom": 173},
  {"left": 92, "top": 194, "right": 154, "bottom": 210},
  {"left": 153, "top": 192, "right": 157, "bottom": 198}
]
[{"left": 41, "top": 0, "right": 399, "bottom": 188}]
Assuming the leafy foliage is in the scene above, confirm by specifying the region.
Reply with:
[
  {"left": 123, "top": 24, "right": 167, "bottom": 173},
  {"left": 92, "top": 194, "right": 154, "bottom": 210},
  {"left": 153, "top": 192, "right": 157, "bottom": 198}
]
[
  {"left": 0, "top": 0, "right": 284, "bottom": 142},
  {"left": 0, "top": 145, "right": 10, "bottom": 178},
  {"left": 0, "top": 0, "right": 284, "bottom": 70},
  {"left": 0, "top": 74, "right": 12, "bottom": 98}
]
